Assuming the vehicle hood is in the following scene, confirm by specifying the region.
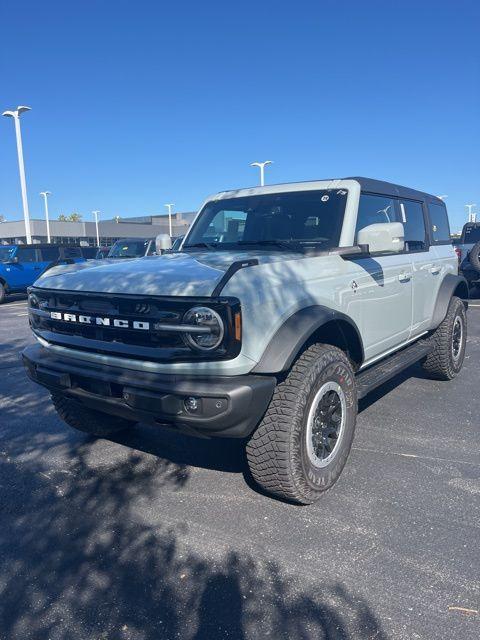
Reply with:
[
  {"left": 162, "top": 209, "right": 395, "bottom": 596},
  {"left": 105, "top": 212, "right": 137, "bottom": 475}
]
[{"left": 33, "top": 250, "right": 302, "bottom": 297}]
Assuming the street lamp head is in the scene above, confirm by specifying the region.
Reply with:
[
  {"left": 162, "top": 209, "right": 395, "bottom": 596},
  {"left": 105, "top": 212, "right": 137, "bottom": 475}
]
[
  {"left": 251, "top": 160, "right": 273, "bottom": 168},
  {"left": 2, "top": 106, "right": 31, "bottom": 118},
  {"left": 40, "top": 191, "right": 51, "bottom": 197}
]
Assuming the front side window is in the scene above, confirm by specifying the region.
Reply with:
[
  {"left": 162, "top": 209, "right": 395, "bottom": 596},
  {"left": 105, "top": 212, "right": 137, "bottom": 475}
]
[
  {"left": 0, "top": 247, "right": 15, "bottom": 263},
  {"left": 17, "top": 248, "right": 38, "bottom": 263},
  {"left": 355, "top": 194, "right": 398, "bottom": 240},
  {"left": 185, "top": 190, "right": 348, "bottom": 251}
]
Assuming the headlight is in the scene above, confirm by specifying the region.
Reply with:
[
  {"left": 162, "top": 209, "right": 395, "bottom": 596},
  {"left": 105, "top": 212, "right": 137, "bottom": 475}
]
[{"left": 183, "top": 306, "right": 224, "bottom": 351}]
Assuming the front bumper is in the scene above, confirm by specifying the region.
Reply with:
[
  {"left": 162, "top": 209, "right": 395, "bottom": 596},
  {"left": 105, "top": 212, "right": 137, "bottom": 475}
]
[{"left": 22, "top": 344, "right": 275, "bottom": 438}]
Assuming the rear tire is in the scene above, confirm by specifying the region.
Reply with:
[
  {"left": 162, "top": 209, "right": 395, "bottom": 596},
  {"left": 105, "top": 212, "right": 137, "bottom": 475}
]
[
  {"left": 246, "top": 344, "right": 357, "bottom": 505},
  {"left": 51, "top": 393, "right": 136, "bottom": 436},
  {"left": 422, "top": 296, "right": 467, "bottom": 380},
  {"left": 0, "top": 283, "right": 6, "bottom": 304}
]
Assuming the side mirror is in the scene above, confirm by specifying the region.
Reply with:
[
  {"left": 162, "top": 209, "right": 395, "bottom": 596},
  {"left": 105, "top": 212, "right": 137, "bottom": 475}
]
[
  {"left": 357, "top": 222, "right": 405, "bottom": 254},
  {"left": 7, "top": 256, "right": 19, "bottom": 264},
  {"left": 155, "top": 234, "right": 172, "bottom": 254}
]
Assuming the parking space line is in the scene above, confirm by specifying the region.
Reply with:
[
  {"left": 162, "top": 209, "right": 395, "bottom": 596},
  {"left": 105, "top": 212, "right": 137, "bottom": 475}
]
[
  {"left": 2, "top": 301, "right": 27, "bottom": 306},
  {"left": 16, "top": 313, "right": 29, "bottom": 316},
  {"left": 353, "top": 446, "right": 479, "bottom": 467}
]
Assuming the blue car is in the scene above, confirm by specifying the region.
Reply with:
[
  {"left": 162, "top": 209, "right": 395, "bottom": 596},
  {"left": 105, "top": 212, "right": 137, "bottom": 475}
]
[{"left": 0, "top": 244, "right": 86, "bottom": 303}]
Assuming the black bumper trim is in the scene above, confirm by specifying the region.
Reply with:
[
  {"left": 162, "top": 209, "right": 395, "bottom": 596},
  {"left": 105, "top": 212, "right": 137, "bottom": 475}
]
[{"left": 22, "top": 344, "right": 276, "bottom": 438}]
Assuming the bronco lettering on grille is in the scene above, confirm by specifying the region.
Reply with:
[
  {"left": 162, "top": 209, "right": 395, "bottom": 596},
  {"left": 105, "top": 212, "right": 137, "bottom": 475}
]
[{"left": 50, "top": 311, "right": 150, "bottom": 330}]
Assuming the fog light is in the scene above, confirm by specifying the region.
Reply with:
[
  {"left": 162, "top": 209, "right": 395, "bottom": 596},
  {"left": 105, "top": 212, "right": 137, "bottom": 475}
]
[{"left": 185, "top": 397, "right": 199, "bottom": 412}]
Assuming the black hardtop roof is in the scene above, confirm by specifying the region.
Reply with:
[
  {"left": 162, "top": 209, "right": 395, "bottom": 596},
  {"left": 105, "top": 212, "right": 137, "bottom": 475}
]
[
  {"left": 345, "top": 177, "right": 443, "bottom": 203},
  {"left": 113, "top": 237, "right": 154, "bottom": 243},
  {"left": 12, "top": 243, "right": 83, "bottom": 249}
]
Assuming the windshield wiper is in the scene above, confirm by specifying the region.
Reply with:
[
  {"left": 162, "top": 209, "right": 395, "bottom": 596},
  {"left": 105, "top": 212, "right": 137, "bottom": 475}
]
[
  {"left": 183, "top": 241, "right": 218, "bottom": 250},
  {"left": 237, "top": 240, "right": 303, "bottom": 252}
]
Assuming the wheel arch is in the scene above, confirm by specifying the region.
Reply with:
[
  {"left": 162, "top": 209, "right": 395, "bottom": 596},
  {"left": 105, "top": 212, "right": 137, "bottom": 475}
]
[
  {"left": 252, "top": 306, "right": 364, "bottom": 374},
  {"left": 429, "top": 274, "right": 469, "bottom": 331}
]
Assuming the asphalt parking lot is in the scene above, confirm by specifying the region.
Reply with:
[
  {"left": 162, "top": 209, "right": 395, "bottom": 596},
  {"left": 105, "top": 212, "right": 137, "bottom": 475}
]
[{"left": 0, "top": 294, "right": 479, "bottom": 640}]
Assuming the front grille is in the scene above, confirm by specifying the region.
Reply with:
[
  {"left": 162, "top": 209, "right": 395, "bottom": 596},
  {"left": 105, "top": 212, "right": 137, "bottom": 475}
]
[{"left": 28, "top": 288, "right": 241, "bottom": 362}]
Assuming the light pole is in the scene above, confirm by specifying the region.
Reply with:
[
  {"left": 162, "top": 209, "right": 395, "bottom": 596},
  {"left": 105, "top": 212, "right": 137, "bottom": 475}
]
[
  {"left": 250, "top": 160, "right": 273, "bottom": 187},
  {"left": 92, "top": 211, "right": 100, "bottom": 247},
  {"left": 39, "top": 191, "right": 52, "bottom": 243},
  {"left": 165, "top": 203, "right": 174, "bottom": 237},
  {"left": 465, "top": 204, "right": 477, "bottom": 223},
  {"left": 2, "top": 106, "right": 32, "bottom": 244}
]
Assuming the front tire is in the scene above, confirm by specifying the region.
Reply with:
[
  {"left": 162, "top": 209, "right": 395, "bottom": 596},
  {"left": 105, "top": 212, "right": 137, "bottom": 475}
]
[
  {"left": 422, "top": 296, "right": 467, "bottom": 380},
  {"left": 51, "top": 393, "right": 136, "bottom": 436},
  {"left": 0, "top": 283, "right": 6, "bottom": 304},
  {"left": 246, "top": 344, "right": 357, "bottom": 505}
]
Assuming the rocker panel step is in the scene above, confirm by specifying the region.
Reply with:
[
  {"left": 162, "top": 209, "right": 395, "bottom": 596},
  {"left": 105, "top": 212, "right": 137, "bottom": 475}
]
[{"left": 356, "top": 340, "right": 432, "bottom": 399}]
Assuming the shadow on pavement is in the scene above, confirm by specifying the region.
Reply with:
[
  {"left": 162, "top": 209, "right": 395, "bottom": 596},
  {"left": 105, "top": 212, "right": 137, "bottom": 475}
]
[{"left": 0, "top": 437, "right": 388, "bottom": 640}]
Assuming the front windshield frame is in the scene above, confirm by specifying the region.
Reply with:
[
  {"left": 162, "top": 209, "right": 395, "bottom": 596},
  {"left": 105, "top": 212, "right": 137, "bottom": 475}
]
[
  {"left": 184, "top": 189, "right": 348, "bottom": 252},
  {"left": 0, "top": 247, "right": 15, "bottom": 263}
]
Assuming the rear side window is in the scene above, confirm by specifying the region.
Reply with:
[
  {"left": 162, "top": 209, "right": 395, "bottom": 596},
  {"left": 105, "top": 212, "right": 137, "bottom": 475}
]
[
  {"left": 17, "top": 248, "right": 38, "bottom": 263},
  {"left": 399, "top": 200, "right": 427, "bottom": 251},
  {"left": 39, "top": 246, "right": 59, "bottom": 262},
  {"left": 62, "top": 247, "right": 82, "bottom": 259},
  {"left": 428, "top": 202, "right": 451, "bottom": 243}
]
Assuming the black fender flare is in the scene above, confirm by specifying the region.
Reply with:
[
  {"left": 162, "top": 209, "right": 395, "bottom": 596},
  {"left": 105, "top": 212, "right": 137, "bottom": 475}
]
[
  {"left": 252, "top": 306, "right": 364, "bottom": 374},
  {"left": 428, "top": 274, "right": 469, "bottom": 331}
]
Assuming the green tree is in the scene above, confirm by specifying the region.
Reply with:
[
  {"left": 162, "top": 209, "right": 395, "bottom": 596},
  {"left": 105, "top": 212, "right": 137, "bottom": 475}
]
[
  {"left": 68, "top": 213, "right": 82, "bottom": 222},
  {"left": 58, "top": 214, "right": 68, "bottom": 222}
]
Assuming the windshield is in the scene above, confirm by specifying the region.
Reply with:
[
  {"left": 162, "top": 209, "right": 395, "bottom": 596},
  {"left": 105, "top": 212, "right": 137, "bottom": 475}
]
[
  {"left": 0, "top": 247, "right": 15, "bottom": 263},
  {"left": 184, "top": 190, "right": 348, "bottom": 251},
  {"left": 108, "top": 240, "right": 150, "bottom": 258},
  {"left": 464, "top": 226, "right": 480, "bottom": 244}
]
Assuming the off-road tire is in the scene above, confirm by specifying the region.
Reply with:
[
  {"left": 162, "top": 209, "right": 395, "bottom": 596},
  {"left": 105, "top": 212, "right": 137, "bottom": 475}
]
[
  {"left": 0, "top": 283, "right": 6, "bottom": 304},
  {"left": 469, "top": 241, "right": 480, "bottom": 272},
  {"left": 51, "top": 393, "right": 136, "bottom": 436},
  {"left": 422, "top": 296, "right": 467, "bottom": 380},
  {"left": 246, "top": 344, "right": 357, "bottom": 505}
]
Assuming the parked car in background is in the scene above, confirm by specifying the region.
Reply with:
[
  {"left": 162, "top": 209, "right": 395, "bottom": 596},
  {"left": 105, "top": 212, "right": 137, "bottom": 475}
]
[
  {"left": 453, "top": 223, "right": 480, "bottom": 293},
  {"left": 95, "top": 246, "right": 111, "bottom": 260},
  {"left": 80, "top": 246, "right": 111, "bottom": 260},
  {"left": 0, "top": 244, "right": 85, "bottom": 303},
  {"left": 107, "top": 238, "right": 156, "bottom": 259}
]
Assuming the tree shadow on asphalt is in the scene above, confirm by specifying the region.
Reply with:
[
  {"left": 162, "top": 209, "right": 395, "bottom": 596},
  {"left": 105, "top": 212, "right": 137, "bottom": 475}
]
[{"left": 0, "top": 433, "right": 388, "bottom": 640}]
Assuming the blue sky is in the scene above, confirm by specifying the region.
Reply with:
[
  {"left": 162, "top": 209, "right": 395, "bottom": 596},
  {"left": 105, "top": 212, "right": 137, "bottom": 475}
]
[{"left": 0, "top": 0, "right": 478, "bottom": 232}]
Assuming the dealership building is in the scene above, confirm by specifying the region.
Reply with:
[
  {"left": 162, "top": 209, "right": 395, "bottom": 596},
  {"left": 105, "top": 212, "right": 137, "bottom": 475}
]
[{"left": 0, "top": 211, "right": 197, "bottom": 246}]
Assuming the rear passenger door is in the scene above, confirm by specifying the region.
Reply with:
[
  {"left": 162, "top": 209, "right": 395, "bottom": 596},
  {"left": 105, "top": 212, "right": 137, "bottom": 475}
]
[{"left": 398, "top": 199, "right": 437, "bottom": 335}]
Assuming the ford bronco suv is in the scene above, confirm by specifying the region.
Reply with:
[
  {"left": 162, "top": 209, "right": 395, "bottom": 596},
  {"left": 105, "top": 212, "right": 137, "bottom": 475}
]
[{"left": 23, "top": 178, "right": 468, "bottom": 504}]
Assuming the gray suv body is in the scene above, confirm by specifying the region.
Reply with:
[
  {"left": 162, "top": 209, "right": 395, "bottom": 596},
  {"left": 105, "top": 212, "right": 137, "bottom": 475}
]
[{"left": 23, "top": 177, "right": 468, "bottom": 503}]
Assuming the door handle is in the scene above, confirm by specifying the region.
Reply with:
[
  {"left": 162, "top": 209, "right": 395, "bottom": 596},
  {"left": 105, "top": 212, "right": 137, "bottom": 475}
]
[
  {"left": 430, "top": 266, "right": 441, "bottom": 275},
  {"left": 398, "top": 272, "right": 411, "bottom": 283}
]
